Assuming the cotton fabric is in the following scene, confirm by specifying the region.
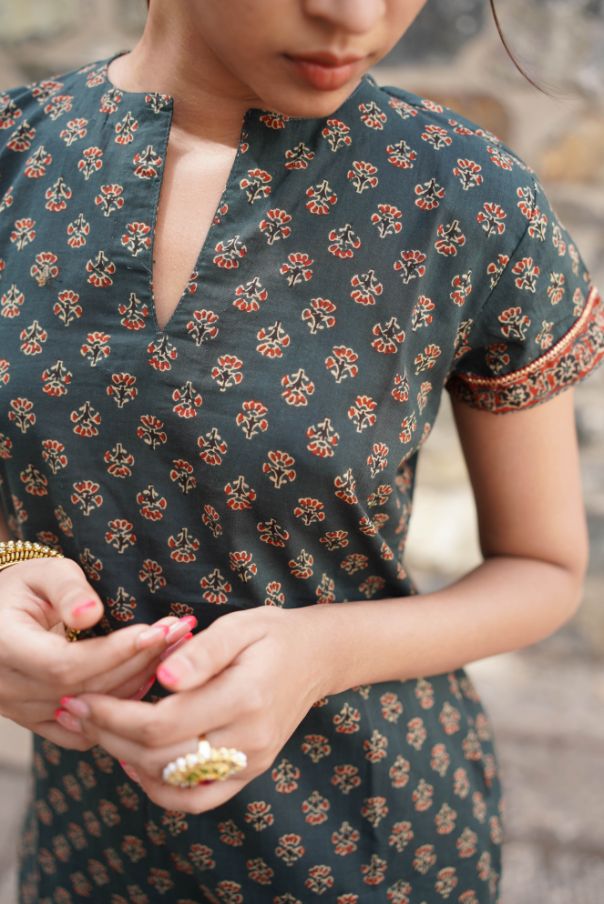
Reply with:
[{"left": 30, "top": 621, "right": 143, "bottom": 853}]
[{"left": 1, "top": 51, "right": 603, "bottom": 903}]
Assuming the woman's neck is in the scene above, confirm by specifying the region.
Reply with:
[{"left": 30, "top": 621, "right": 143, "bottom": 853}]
[{"left": 107, "top": 14, "right": 259, "bottom": 146}]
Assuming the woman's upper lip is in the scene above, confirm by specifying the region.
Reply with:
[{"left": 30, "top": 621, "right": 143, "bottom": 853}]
[{"left": 286, "top": 51, "right": 366, "bottom": 67}]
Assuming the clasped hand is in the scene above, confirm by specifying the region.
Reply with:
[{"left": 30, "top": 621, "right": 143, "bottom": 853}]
[
  {"left": 58, "top": 606, "right": 332, "bottom": 814},
  {"left": 0, "top": 556, "right": 196, "bottom": 749}
]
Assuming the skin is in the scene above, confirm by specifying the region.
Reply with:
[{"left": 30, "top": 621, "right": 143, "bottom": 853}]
[
  {"left": 108, "top": 0, "right": 429, "bottom": 142},
  {"left": 108, "top": 0, "right": 428, "bottom": 331},
  {"left": 0, "top": 552, "right": 199, "bottom": 749},
  {"left": 12, "top": 0, "right": 592, "bottom": 813}
]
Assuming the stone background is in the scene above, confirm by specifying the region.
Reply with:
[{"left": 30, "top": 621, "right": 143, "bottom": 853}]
[{"left": 0, "top": 1, "right": 603, "bottom": 901}]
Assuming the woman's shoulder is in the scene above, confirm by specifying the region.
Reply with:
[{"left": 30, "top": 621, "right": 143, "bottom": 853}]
[
  {"left": 0, "top": 56, "right": 109, "bottom": 150},
  {"left": 369, "top": 76, "right": 530, "bottom": 171},
  {"left": 354, "top": 74, "right": 542, "bottom": 246}
]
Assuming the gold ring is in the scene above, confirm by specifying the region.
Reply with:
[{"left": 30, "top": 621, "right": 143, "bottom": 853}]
[
  {"left": 64, "top": 625, "right": 81, "bottom": 642},
  {"left": 161, "top": 735, "right": 247, "bottom": 788}
]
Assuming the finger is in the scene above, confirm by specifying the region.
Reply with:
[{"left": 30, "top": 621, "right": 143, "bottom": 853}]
[
  {"left": 87, "top": 617, "right": 197, "bottom": 694},
  {"left": 155, "top": 610, "right": 266, "bottom": 691},
  {"left": 64, "top": 664, "right": 250, "bottom": 748},
  {"left": 103, "top": 630, "right": 195, "bottom": 701},
  {"left": 0, "top": 663, "right": 64, "bottom": 702},
  {"left": 133, "top": 769, "right": 248, "bottom": 814},
  {"left": 2, "top": 619, "right": 162, "bottom": 687},
  {"left": 9, "top": 556, "right": 106, "bottom": 631},
  {"left": 158, "top": 630, "right": 194, "bottom": 661},
  {"left": 64, "top": 710, "right": 255, "bottom": 787},
  {"left": 28, "top": 720, "right": 93, "bottom": 751},
  {"left": 62, "top": 718, "right": 204, "bottom": 776},
  {"left": 106, "top": 667, "right": 157, "bottom": 701},
  {"left": 3, "top": 700, "right": 65, "bottom": 723}
]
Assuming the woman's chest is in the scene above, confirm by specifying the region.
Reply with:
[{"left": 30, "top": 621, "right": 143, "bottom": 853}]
[
  {"left": 151, "top": 138, "right": 240, "bottom": 333},
  {"left": 0, "top": 116, "right": 466, "bottom": 491}
]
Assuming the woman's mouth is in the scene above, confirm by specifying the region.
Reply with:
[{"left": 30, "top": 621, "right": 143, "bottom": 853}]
[{"left": 284, "top": 53, "right": 366, "bottom": 91}]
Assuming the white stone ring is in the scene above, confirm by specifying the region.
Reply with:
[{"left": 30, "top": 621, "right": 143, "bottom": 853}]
[{"left": 161, "top": 735, "right": 248, "bottom": 788}]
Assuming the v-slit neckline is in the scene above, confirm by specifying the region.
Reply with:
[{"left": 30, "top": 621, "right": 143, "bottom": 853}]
[
  {"left": 102, "top": 50, "right": 255, "bottom": 337},
  {"left": 147, "top": 112, "right": 251, "bottom": 335},
  {"left": 100, "top": 49, "right": 374, "bottom": 338}
]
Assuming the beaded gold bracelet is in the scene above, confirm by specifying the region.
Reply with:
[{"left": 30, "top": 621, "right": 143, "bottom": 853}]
[
  {"left": 0, "top": 539, "right": 80, "bottom": 640},
  {"left": 0, "top": 539, "right": 64, "bottom": 571}
]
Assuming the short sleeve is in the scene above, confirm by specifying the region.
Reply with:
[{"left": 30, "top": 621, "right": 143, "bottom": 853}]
[{"left": 444, "top": 175, "right": 604, "bottom": 414}]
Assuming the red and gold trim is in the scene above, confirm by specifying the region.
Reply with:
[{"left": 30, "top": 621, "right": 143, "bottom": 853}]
[{"left": 446, "top": 284, "right": 604, "bottom": 414}]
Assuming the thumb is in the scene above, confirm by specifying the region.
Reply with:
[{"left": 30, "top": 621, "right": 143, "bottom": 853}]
[
  {"left": 155, "top": 611, "right": 265, "bottom": 691},
  {"left": 9, "top": 556, "right": 104, "bottom": 631}
]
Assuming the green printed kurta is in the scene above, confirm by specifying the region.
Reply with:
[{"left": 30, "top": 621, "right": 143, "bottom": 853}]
[{"left": 1, "top": 51, "right": 603, "bottom": 903}]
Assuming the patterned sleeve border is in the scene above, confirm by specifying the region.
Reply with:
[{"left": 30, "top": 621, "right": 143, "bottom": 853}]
[{"left": 445, "top": 284, "right": 604, "bottom": 414}]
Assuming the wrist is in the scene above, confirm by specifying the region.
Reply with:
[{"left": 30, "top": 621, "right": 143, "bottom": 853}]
[
  {"left": 290, "top": 604, "right": 351, "bottom": 700},
  {"left": 0, "top": 539, "right": 64, "bottom": 572}
]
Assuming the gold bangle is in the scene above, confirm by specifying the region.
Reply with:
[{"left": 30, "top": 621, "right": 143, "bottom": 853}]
[
  {"left": 0, "top": 540, "right": 79, "bottom": 640},
  {"left": 0, "top": 539, "right": 64, "bottom": 571}
]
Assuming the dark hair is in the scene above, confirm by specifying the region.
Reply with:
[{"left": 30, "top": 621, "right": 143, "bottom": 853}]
[
  {"left": 144, "top": 0, "right": 549, "bottom": 95},
  {"left": 488, "top": 0, "right": 549, "bottom": 95}
]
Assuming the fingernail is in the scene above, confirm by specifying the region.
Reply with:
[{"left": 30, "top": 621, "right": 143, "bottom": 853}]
[
  {"left": 131, "top": 676, "right": 155, "bottom": 700},
  {"left": 54, "top": 708, "right": 82, "bottom": 732},
  {"left": 159, "top": 632, "right": 193, "bottom": 661},
  {"left": 137, "top": 624, "right": 170, "bottom": 648},
  {"left": 71, "top": 600, "right": 98, "bottom": 617},
  {"left": 156, "top": 663, "right": 182, "bottom": 685},
  {"left": 118, "top": 760, "right": 140, "bottom": 783},
  {"left": 60, "top": 696, "right": 90, "bottom": 718},
  {"left": 165, "top": 616, "right": 197, "bottom": 642}
]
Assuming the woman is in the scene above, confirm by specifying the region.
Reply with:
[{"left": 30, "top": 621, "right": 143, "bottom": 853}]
[{"left": 1, "top": 0, "right": 602, "bottom": 900}]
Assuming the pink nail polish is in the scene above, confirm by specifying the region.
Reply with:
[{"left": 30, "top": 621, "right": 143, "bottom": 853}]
[
  {"left": 118, "top": 760, "right": 140, "bottom": 783},
  {"left": 60, "top": 696, "right": 90, "bottom": 718},
  {"left": 156, "top": 664, "right": 178, "bottom": 685},
  {"left": 55, "top": 709, "right": 82, "bottom": 732},
  {"left": 72, "top": 600, "right": 97, "bottom": 617},
  {"left": 132, "top": 676, "right": 155, "bottom": 700},
  {"left": 181, "top": 615, "right": 197, "bottom": 629},
  {"left": 159, "top": 632, "right": 192, "bottom": 661},
  {"left": 137, "top": 624, "right": 170, "bottom": 647},
  {"left": 165, "top": 622, "right": 187, "bottom": 642}
]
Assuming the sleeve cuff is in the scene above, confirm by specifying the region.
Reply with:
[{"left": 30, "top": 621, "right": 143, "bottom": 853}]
[{"left": 445, "top": 285, "right": 604, "bottom": 414}]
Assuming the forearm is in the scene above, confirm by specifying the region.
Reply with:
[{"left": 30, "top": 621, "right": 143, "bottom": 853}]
[{"left": 304, "top": 555, "right": 586, "bottom": 697}]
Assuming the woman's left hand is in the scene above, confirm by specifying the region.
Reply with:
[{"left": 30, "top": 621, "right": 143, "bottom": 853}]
[{"left": 56, "top": 606, "right": 333, "bottom": 813}]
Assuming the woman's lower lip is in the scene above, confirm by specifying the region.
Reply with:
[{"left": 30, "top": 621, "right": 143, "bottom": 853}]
[{"left": 285, "top": 56, "right": 363, "bottom": 91}]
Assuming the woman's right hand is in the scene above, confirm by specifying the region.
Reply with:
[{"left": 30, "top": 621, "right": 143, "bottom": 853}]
[{"left": 0, "top": 555, "right": 193, "bottom": 750}]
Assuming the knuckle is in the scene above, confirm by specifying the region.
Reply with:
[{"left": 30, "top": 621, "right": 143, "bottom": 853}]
[
  {"left": 139, "top": 718, "right": 162, "bottom": 748},
  {"left": 254, "top": 752, "right": 275, "bottom": 774},
  {"left": 204, "top": 627, "right": 230, "bottom": 672},
  {"left": 242, "top": 684, "right": 267, "bottom": 715},
  {"left": 47, "top": 657, "right": 71, "bottom": 686},
  {"left": 139, "top": 753, "right": 161, "bottom": 776},
  {"left": 250, "top": 724, "right": 275, "bottom": 752},
  {"left": 57, "top": 556, "right": 84, "bottom": 577}
]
